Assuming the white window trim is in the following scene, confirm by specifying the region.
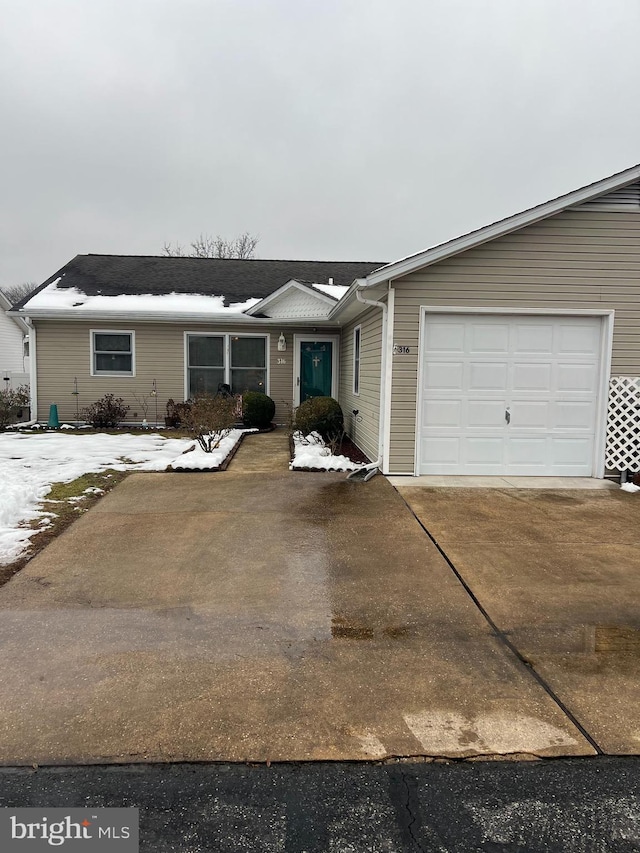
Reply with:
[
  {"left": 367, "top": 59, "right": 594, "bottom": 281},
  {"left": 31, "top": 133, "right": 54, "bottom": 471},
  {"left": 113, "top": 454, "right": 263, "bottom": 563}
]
[
  {"left": 90, "top": 329, "right": 136, "bottom": 377},
  {"left": 413, "top": 306, "right": 615, "bottom": 479},
  {"left": 183, "top": 332, "right": 270, "bottom": 399},
  {"left": 353, "top": 325, "right": 361, "bottom": 396}
]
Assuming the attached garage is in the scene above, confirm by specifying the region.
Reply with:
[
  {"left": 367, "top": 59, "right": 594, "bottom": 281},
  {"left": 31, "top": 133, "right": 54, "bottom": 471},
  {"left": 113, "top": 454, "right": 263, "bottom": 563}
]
[
  {"left": 417, "top": 311, "right": 611, "bottom": 476},
  {"left": 360, "top": 166, "right": 640, "bottom": 476}
]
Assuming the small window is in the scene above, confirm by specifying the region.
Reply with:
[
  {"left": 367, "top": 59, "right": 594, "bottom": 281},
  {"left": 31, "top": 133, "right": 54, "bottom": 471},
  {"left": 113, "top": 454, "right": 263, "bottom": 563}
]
[
  {"left": 353, "top": 326, "right": 361, "bottom": 395},
  {"left": 92, "top": 331, "right": 134, "bottom": 376}
]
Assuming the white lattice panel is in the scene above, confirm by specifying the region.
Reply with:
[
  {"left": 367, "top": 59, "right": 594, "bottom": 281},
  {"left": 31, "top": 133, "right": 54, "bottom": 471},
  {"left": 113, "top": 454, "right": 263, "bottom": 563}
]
[{"left": 606, "top": 377, "right": 640, "bottom": 471}]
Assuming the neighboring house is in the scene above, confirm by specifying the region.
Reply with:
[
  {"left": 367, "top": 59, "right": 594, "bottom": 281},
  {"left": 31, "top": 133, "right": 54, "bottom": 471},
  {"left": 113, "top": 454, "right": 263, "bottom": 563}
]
[
  {"left": 11, "top": 162, "right": 640, "bottom": 478},
  {"left": 0, "top": 290, "right": 29, "bottom": 389}
]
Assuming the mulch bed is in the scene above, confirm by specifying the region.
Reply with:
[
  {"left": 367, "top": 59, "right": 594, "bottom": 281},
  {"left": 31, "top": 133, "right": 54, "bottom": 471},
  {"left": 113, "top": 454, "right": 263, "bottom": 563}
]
[{"left": 339, "top": 436, "right": 371, "bottom": 464}]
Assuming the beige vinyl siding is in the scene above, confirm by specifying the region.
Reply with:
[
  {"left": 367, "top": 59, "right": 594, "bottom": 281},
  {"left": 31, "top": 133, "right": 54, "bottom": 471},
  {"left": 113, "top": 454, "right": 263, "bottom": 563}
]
[
  {"left": 34, "top": 321, "right": 339, "bottom": 426},
  {"left": 339, "top": 307, "right": 382, "bottom": 462},
  {"left": 389, "top": 208, "right": 640, "bottom": 473}
]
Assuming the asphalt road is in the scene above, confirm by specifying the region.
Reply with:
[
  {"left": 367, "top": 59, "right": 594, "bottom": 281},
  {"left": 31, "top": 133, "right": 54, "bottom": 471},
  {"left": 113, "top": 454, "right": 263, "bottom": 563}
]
[{"left": 1, "top": 758, "right": 639, "bottom": 851}]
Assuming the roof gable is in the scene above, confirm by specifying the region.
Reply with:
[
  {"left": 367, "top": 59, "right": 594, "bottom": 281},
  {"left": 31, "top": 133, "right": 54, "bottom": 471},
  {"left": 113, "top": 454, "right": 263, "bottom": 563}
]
[
  {"left": 365, "top": 162, "right": 640, "bottom": 286},
  {"left": 246, "top": 280, "right": 339, "bottom": 319}
]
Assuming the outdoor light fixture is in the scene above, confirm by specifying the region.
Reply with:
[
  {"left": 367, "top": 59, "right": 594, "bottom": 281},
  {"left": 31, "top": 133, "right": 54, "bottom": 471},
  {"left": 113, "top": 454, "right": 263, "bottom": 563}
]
[{"left": 277, "top": 333, "right": 286, "bottom": 352}]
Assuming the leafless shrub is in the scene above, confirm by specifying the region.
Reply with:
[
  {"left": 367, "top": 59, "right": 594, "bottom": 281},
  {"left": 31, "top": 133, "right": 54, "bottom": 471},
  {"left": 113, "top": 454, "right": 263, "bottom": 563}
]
[
  {"left": 0, "top": 385, "right": 29, "bottom": 429},
  {"left": 182, "top": 395, "right": 236, "bottom": 452}
]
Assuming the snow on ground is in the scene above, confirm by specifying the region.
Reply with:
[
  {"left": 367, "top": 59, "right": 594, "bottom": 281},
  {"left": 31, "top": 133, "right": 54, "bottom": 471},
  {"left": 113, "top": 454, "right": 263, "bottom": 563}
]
[
  {"left": 289, "top": 431, "right": 363, "bottom": 472},
  {"left": 169, "top": 428, "right": 255, "bottom": 470},
  {"left": 0, "top": 429, "right": 249, "bottom": 565}
]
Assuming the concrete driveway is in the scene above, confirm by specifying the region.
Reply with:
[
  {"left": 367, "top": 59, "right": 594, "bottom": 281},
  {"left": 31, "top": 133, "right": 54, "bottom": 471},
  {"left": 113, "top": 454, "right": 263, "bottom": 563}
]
[
  {"left": 396, "top": 484, "right": 640, "bottom": 755},
  {"left": 0, "top": 434, "right": 605, "bottom": 764}
]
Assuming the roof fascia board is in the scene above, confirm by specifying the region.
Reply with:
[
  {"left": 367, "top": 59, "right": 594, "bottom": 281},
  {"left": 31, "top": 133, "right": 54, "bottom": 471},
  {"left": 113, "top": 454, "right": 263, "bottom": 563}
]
[
  {"left": 246, "top": 279, "right": 336, "bottom": 316},
  {"left": 2, "top": 295, "right": 30, "bottom": 333},
  {"left": 16, "top": 309, "right": 339, "bottom": 325},
  {"left": 364, "top": 163, "right": 640, "bottom": 286}
]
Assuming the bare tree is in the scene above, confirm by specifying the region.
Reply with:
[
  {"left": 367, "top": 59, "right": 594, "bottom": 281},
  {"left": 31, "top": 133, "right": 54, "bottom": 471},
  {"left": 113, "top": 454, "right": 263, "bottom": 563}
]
[
  {"left": 162, "top": 232, "right": 259, "bottom": 260},
  {"left": 2, "top": 282, "right": 39, "bottom": 305}
]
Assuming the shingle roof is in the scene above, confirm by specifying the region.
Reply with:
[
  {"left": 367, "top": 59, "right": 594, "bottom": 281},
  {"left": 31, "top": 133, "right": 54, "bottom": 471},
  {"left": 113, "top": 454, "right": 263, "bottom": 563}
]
[{"left": 16, "top": 254, "right": 386, "bottom": 309}]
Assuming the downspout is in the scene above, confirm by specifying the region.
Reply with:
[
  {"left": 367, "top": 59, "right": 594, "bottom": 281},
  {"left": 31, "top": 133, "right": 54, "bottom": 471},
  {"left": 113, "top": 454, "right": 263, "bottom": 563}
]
[
  {"left": 353, "top": 286, "right": 388, "bottom": 472},
  {"left": 25, "top": 317, "right": 37, "bottom": 424}
]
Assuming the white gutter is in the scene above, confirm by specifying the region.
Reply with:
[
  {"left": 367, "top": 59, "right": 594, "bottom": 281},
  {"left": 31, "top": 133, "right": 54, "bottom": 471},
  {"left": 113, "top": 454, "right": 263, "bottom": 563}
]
[
  {"left": 9, "top": 311, "right": 339, "bottom": 326},
  {"left": 355, "top": 287, "right": 390, "bottom": 472}
]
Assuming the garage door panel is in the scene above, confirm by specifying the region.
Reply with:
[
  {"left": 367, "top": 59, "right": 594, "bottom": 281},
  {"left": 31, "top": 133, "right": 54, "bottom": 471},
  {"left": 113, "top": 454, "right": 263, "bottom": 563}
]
[
  {"left": 512, "top": 362, "right": 552, "bottom": 392},
  {"left": 465, "top": 437, "right": 504, "bottom": 465},
  {"left": 469, "top": 324, "right": 509, "bottom": 353},
  {"left": 513, "top": 324, "right": 554, "bottom": 354},
  {"left": 551, "top": 438, "right": 594, "bottom": 468},
  {"left": 467, "top": 400, "right": 507, "bottom": 427},
  {"left": 420, "top": 436, "right": 460, "bottom": 467},
  {"left": 507, "top": 437, "right": 548, "bottom": 466},
  {"left": 555, "top": 401, "right": 596, "bottom": 429},
  {"left": 469, "top": 362, "right": 508, "bottom": 390},
  {"left": 418, "top": 313, "right": 603, "bottom": 476},
  {"left": 510, "top": 401, "right": 549, "bottom": 429},
  {"left": 557, "top": 324, "right": 601, "bottom": 354},
  {"left": 556, "top": 363, "right": 598, "bottom": 393},
  {"left": 424, "top": 362, "right": 464, "bottom": 390},
  {"left": 424, "top": 322, "right": 466, "bottom": 353},
  {"left": 421, "top": 400, "right": 462, "bottom": 427}
]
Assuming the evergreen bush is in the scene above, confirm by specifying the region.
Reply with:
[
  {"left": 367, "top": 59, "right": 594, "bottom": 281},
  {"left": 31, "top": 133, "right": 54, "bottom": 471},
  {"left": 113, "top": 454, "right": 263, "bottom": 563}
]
[
  {"left": 294, "top": 396, "right": 344, "bottom": 450},
  {"left": 242, "top": 391, "right": 275, "bottom": 428}
]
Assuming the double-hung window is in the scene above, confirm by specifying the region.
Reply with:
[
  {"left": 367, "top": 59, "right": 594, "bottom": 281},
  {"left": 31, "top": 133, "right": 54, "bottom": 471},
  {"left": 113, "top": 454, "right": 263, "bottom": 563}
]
[
  {"left": 92, "top": 331, "right": 134, "bottom": 376},
  {"left": 353, "top": 325, "right": 361, "bottom": 395},
  {"left": 188, "top": 335, "right": 225, "bottom": 397},
  {"left": 230, "top": 336, "right": 266, "bottom": 394},
  {"left": 186, "top": 334, "right": 267, "bottom": 398}
]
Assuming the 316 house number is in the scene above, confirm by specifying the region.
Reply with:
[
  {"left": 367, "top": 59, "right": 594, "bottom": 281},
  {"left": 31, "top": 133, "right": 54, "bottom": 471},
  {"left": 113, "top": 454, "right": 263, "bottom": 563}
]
[{"left": 393, "top": 345, "right": 410, "bottom": 354}]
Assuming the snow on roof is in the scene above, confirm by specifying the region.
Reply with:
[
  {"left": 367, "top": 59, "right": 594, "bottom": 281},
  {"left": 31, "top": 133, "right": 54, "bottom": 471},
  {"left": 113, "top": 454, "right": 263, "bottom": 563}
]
[
  {"left": 23, "top": 281, "right": 260, "bottom": 314},
  {"left": 311, "top": 283, "right": 349, "bottom": 300}
]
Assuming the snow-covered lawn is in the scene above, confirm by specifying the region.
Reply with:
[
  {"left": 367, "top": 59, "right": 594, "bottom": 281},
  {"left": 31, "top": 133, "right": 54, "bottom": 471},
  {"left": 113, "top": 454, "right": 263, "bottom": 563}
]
[
  {"left": 289, "top": 431, "right": 364, "bottom": 472},
  {"left": 0, "top": 429, "right": 249, "bottom": 565}
]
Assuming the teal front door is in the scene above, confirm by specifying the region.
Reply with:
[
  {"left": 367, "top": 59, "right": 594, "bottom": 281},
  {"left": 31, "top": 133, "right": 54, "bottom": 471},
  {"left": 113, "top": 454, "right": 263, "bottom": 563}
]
[{"left": 300, "top": 340, "right": 333, "bottom": 401}]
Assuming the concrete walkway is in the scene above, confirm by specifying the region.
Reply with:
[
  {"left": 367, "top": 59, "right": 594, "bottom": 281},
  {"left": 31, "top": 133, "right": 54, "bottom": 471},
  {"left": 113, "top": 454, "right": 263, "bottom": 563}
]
[
  {"left": 227, "top": 429, "right": 291, "bottom": 473},
  {"left": 0, "top": 431, "right": 599, "bottom": 764}
]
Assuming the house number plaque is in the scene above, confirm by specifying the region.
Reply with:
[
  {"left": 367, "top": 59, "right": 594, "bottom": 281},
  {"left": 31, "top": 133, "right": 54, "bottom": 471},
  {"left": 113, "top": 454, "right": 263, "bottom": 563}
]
[
  {"left": 277, "top": 358, "right": 287, "bottom": 365},
  {"left": 393, "top": 345, "right": 411, "bottom": 354}
]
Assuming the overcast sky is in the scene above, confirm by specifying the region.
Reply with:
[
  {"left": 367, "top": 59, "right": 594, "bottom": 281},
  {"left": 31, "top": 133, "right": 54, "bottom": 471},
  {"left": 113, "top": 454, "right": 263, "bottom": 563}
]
[{"left": 2, "top": 0, "right": 640, "bottom": 288}]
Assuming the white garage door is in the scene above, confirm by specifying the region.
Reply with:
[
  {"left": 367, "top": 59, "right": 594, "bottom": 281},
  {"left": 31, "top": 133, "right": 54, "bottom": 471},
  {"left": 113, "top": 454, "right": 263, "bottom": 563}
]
[{"left": 418, "top": 314, "right": 604, "bottom": 476}]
